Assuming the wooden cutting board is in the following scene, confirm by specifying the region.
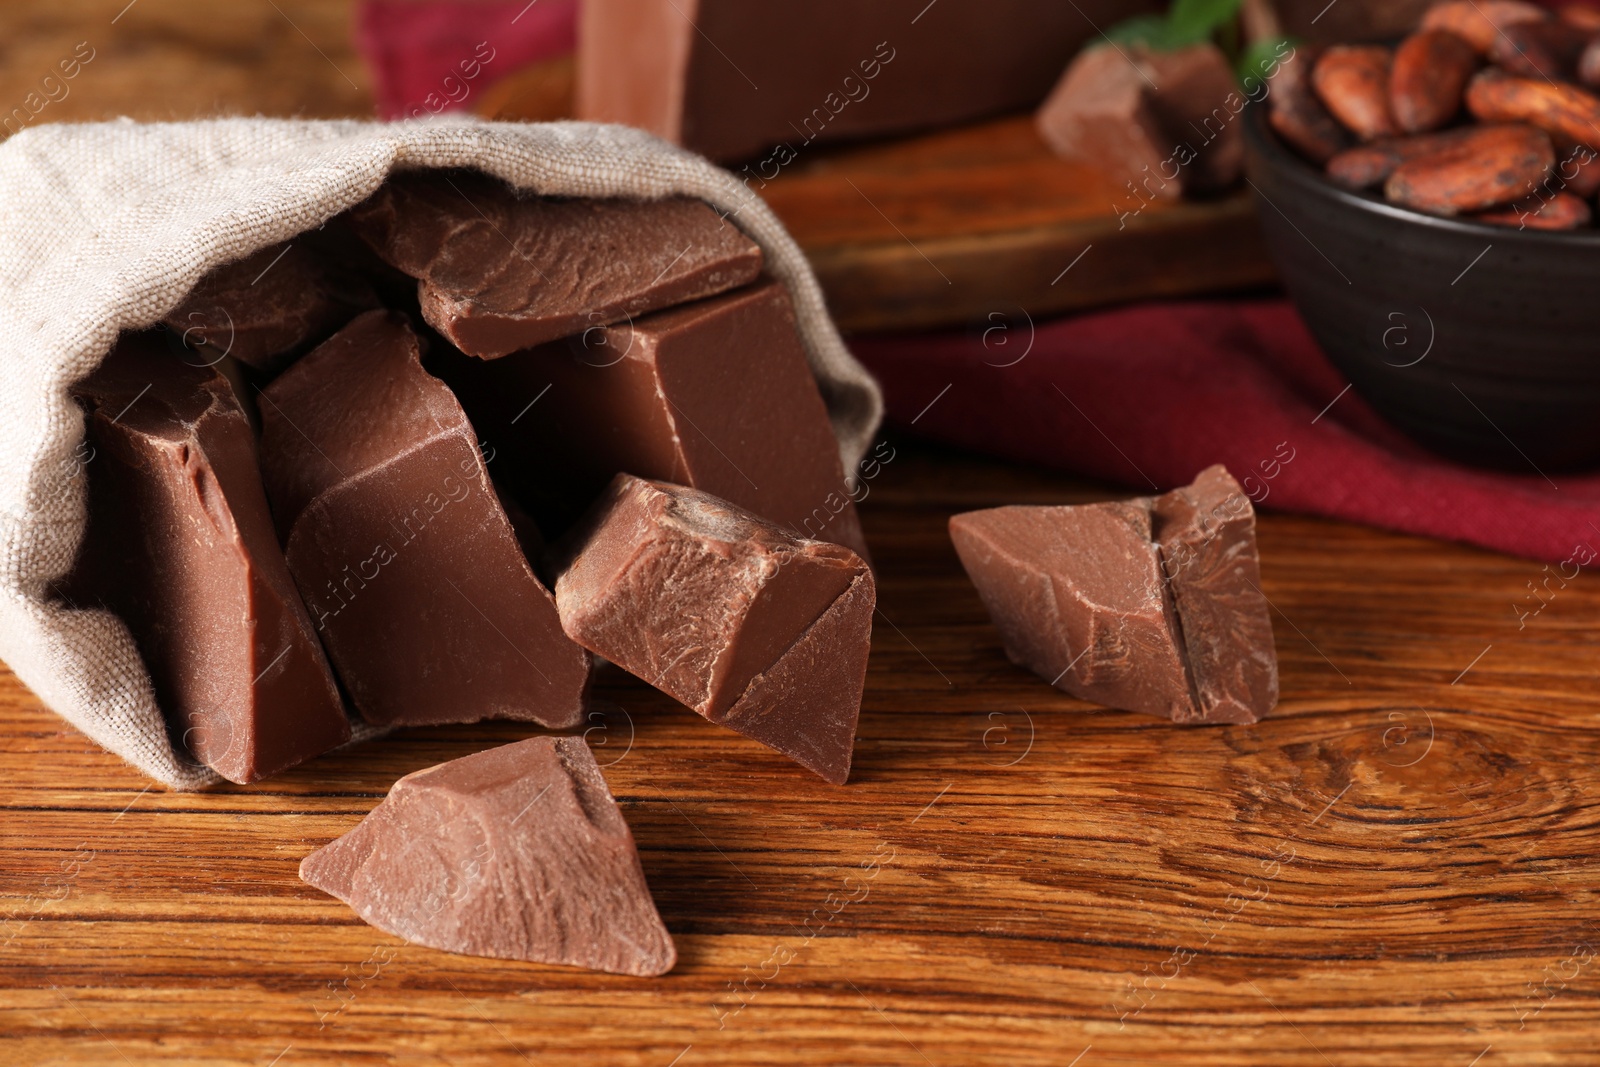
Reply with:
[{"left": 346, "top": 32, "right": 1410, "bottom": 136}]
[
  {"left": 757, "top": 116, "right": 1277, "bottom": 333},
  {"left": 479, "top": 62, "right": 1279, "bottom": 334}
]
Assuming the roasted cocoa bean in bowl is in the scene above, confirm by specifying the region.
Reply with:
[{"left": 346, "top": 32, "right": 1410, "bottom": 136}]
[{"left": 1243, "top": 102, "right": 1600, "bottom": 472}]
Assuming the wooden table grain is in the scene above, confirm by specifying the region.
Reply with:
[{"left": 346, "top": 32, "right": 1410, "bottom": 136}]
[
  {"left": 5, "top": 437, "right": 1599, "bottom": 1066},
  {"left": 3, "top": 3, "right": 1599, "bottom": 1065}
]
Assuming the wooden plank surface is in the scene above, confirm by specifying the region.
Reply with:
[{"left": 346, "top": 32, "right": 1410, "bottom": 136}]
[
  {"left": 755, "top": 118, "right": 1277, "bottom": 334},
  {"left": 2, "top": 4, "right": 1598, "bottom": 1065},
  {"left": 4, "top": 437, "right": 1600, "bottom": 1066}
]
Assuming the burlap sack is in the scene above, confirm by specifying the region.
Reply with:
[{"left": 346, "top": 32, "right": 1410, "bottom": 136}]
[{"left": 0, "top": 117, "right": 883, "bottom": 789}]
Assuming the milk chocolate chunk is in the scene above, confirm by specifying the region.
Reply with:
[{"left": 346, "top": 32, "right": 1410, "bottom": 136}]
[
  {"left": 950, "top": 500, "right": 1195, "bottom": 719},
  {"left": 162, "top": 242, "right": 379, "bottom": 373},
  {"left": 1037, "top": 43, "right": 1245, "bottom": 196},
  {"left": 437, "top": 278, "right": 869, "bottom": 559},
  {"left": 300, "top": 736, "right": 675, "bottom": 977},
  {"left": 1150, "top": 466, "right": 1278, "bottom": 724},
  {"left": 578, "top": 0, "right": 1161, "bottom": 163},
  {"left": 949, "top": 465, "right": 1277, "bottom": 725},
  {"left": 345, "top": 171, "right": 763, "bottom": 359},
  {"left": 555, "top": 476, "right": 873, "bottom": 785},
  {"left": 257, "top": 310, "right": 589, "bottom": 729},
  {"left": 62, "top": 333, "right": 349, "bottom": 782}
]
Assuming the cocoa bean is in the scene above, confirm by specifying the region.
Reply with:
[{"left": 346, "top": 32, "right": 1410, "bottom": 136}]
[
  {"left": 1268, "top": 45, "right": 1352, "bottom": 164},
  {"left": 1325, "top": 128, "right": 1484, "bottom": 189},
  {"left": 1489, "top": 19, "right": 1591, "bottom": 81},
  {"left": 1383, "top": 122, "right": 1555, "bottom": 214},
  {"left": 1559, "top": 4, "right": 1600, "bottom": 33},
  {"left": 1578, "top": 36, "right": 1600, "bottom": 88},
  {"left": 1420, "top": 1, "right": 1549, "bottom": 54},
  {"left": 1391, "top": 30, "right": 1480, "bottom": 133},
  {"left": 1465, "top": 67, "right": 1600, "bottom": 149},
  {"left": 1470, "top": 190, "right": 1592, "bottom": 228},
  {"left": 1313, "top": 45, "right": 1399, "bottom": 141},
  {"left": 1554, "top": 143, "right": 1600, "bottom": 196}
]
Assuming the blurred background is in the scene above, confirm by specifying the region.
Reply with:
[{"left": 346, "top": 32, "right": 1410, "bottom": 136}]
[{"left": 8, "top": 0, "right": 1600, "bottom": 560}]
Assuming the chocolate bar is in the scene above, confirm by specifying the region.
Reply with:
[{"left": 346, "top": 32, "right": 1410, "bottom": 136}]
[
  {"left": 300, "top": 736, "right": 676, "bottom": 976},
  {"left": 345, "top": 171, "right": 763, "bottom": 358},
  {"left": 436, "top": 278, "right": 868, "bottom": 557},
  {"left": 61, "top": 333, "right": 350, "bottom": 782},
  {"left": 554, "top": 476, "right": 873, "bottom": 784},
  {"left": 257, "top": 310, "right": 590, "bottom": 729},
  {"left": 577, "top": 0, "right": 1162, "bottom": 162},
  {"left": 1036, "top": 43, "right": 1245, "bottom": 196},
  {"left": 949, "top": 465, "right": 1276, "bottom": 724},
  {"left": 162, "top": 241, "right": 378, "bottom": 373}
]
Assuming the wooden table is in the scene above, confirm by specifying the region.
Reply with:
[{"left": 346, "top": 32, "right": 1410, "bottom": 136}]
[
  {"left": 3, "top": 4, "right": 1599, "bottom": 1065},
  {"left": 6, "top": 437, "right": 1599, "bottom": 1066}
]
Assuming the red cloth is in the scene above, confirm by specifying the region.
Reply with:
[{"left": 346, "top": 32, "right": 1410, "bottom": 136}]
[
  {"left": 356, "top": 0, "right": 577, "bottom": 120},
  {"left": 851, "top": 299, "right": 1600, "bottom": 564}
]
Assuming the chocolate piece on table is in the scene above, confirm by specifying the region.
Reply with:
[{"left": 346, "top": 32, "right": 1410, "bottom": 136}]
[
  {"left": 162, "top": 242, "right": 379, "bottom": 374},
  {"left": 437, "top": 277, "right": 869, "bottom": 558},
  {"left": 61, "top": 332, "right": 350, "bottom": 782},
  {"left": 948, "top": 465, "right": 1276, "bottom": 725},
  {"left": 1036, "top": 43, "right": 1245, "bottom": 197},
  {"left": 345, "top": 170, "right": 763, "bottom": 359},
  {"left": 300, "top": 736, "right": 675, "bottom": 977},
  {"left": 257, "top": 309, "right": 590, "bottom": 729},
  {"left": 578, "top": 0, "right": 1161, "bottom": 163},
  {"left": 949, "top": 499, "right": 1196, "bottom": 720},
  {"left": 554, "top": 476, "right": 873, "bottom": 785},
  {"left": 1149, "top": 466, "right": 1279, "bottom": 724}
]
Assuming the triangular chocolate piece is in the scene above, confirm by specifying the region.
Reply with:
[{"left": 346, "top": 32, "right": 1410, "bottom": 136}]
[
  {"left": 555, "top": 475, "right": 873, "bottom": 783},
  {"left": 719, "top": 566, "right": 875, "bottom": 785},
  {"left": 300, "top": 736, "right": 675, "bottom": 977}
]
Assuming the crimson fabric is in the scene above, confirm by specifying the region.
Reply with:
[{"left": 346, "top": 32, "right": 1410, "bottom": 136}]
[
  {"left": 357, "top": 0, "right": 577, "bottom": 120},
  {"left": 851, "top": 299, "right": 1598, "bottom": 564}
]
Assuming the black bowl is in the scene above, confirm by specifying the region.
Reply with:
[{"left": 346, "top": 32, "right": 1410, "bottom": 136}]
[{"left": 1242, "top": 105, "right": 1600, "bottom": 472}]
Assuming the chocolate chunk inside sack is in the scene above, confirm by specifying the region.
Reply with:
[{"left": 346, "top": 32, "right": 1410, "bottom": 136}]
[
  {"left": 300, "top": 736, "right": 675, "bottom": 977},
  {"left": 436, "top": 278, "right": 869, "bottom": 558},
  {"left": 160, "top": 241, "right": 379, "bottom": 373},
  {"left": 555, "top": 476, "right": 874, "bottom": 784},
  {"left": 257, "top": 310, "right": 591, "bottom": 730},
  {"left": 345, "top": 170, "right": 763, "bottom": 358},
  {"left": 60, "top": 333, "right": 350, "bottom": 783},
  {"left": 949, "top": 466, "right": 1277, "bottom": 725}
]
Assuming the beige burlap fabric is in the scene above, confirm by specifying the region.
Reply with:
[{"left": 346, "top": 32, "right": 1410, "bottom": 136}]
[{"left": 0, "top": 117, "right": 882, "bottom": 789}]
